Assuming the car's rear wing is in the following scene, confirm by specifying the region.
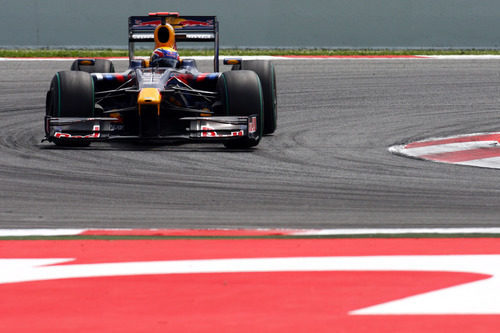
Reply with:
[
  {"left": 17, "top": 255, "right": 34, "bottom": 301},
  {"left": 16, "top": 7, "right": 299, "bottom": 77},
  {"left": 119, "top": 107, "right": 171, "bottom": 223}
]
[{"left": 128, "top": 12, "right": 219, "bottom": 71}]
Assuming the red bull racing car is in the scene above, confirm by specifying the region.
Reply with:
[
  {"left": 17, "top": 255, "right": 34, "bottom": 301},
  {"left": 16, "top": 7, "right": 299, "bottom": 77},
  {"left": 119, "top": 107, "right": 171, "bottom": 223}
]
[{"left": 44, "top": 12, "right": 277, "bottom": 148}]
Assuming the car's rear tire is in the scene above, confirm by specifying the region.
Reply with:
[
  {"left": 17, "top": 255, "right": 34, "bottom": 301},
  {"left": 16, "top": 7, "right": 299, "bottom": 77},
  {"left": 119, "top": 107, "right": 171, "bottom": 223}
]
[
  {"left": 46, "top": 71, "right": 95, "bottom": 146},
  {"left": 71, "top": 59, "right": 115, "bottom": 73},
  {"left": 234, "top": 60, "right": 277, "bottom": 135},
  {"left": 217, "top": 70, "right": 263, "bottom": 148}
]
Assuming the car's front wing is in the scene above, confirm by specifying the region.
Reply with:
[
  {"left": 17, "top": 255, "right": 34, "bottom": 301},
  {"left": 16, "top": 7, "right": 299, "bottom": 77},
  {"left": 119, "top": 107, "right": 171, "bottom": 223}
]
[{"left": 44, "top": 115, "right": 259, "bottom": 143}]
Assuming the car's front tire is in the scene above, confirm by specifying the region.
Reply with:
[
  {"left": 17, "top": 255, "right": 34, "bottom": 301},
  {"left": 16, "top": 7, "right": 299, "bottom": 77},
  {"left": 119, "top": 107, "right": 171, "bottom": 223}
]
[
  {"left": 234, "top": 60, "right": 277, "bottom": 135},
  {"left": 71, "top": 59, "right": 115, "bottom": 73},
  {"left": 217, "top": 70, "right": 263, "bottom": 148},
  {"left": 46, "top": 71, "right": 95, "bottom": 147}
]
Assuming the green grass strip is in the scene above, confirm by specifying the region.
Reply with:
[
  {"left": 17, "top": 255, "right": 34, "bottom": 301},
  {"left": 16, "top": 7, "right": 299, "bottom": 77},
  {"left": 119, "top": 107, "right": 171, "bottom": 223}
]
[{"left": 2, "top": 48, "right": 500, "bottom": 58}]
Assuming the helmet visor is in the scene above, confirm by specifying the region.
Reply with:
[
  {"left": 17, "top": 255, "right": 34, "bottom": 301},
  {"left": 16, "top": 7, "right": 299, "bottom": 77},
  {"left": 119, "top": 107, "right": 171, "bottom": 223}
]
[{"left": 151, "top": 57, "right": 178, "bottom": 68}]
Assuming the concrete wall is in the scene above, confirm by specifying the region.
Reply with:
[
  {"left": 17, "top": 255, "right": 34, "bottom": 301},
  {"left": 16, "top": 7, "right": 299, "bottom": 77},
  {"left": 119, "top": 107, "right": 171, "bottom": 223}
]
[{"left": 2, "top": 0, "right": 500, "bottom": 48}]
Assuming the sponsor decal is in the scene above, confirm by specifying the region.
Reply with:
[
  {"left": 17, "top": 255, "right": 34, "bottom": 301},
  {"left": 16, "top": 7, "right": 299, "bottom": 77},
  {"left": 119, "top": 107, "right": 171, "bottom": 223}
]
[
  {"left": 231, "top": 130, "right": 244, "bottom": 137},
  {"left": 184, "top": 33, "right": 215, "bottom": 39},
  {"left": 131, "top": 18, "right": 213, "bottom": 34},
  {"left": 54, "top": 125, "right": 100, "bottom": 139},
  {"left": 201, "top": 126, "right": 217, "bottom": 137},
  {"left": 132, "top": 18, "right": 213, "bottom": 29},
  {"left": 201, "top": 126, "right": 244, "bottom": 138},
  {"left": 133, "top": 19, "right": 162, "bottom": 28},
  {"left": 131, "top": 33, "right": 155, "bottom": 40},
  {"left": 178, "top": 19, "right": 213, "bottom": 27}
]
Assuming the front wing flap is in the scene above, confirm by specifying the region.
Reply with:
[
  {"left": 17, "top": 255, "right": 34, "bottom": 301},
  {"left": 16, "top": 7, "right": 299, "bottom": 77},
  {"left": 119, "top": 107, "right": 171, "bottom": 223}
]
[
  {"left": 186, "top": 116, "right": 258, "bottom": 140},
  {"left": 44, "top": 115, "right": 259, "bottom": 143},
  {"left": 44, "top": 117, "right": 118, "bottom": 140}
]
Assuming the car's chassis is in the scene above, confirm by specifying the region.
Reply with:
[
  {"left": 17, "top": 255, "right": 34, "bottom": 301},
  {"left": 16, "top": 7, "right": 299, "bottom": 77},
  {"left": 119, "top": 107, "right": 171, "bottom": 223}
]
[
  {"left": 45, "top": 67, "right": 259, "bottom": 144},
  {"left": 44, "top": 12, "right": 276, "bottom": 148}
]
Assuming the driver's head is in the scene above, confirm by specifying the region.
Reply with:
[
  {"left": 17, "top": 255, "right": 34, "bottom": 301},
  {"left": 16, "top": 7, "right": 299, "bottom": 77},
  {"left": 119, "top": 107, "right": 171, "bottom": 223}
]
[{"left": 150, "top": 47, "right": 179, "bottom": 68}]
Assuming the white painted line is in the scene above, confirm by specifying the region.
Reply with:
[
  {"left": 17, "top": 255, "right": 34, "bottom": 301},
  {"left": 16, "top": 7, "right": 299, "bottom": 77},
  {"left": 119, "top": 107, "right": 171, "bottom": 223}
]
[
  {"left": 293, "top": 228, "right": 500, "bottom": 235},
  {"left": 1, "top": 228, "right": 500, "bottom": 237},
  {"left": 0, "top": 229, "right": 85, "bottom": 236},
  {"left": 348, "top": 255, "right": 500, "bottom": 314},
  {"left": 425, "top": 55, "right": 500, "bottom": 60},
  {"left": 2, "top": 255, "right": 500, "bottom": 314},
  {"left": 0, "top": 57, "right": 127, "bottom": 61}
]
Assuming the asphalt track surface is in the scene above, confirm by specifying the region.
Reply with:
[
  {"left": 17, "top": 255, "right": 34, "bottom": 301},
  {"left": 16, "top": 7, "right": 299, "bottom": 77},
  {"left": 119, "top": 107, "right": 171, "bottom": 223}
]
[{"left": 1, "top": 59, "right": 500, "bottom": 229}]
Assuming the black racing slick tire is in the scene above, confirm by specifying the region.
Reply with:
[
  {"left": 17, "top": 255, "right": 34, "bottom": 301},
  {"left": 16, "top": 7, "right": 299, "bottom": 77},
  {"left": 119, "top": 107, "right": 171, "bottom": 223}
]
[
  {"left": 217, "top": 70, "right": 263, "bottom": 149},
  {"left": 71, "top": 59, "right": 115, "bottom": 73},
  {"left": 46, "top": 71, "right": 95, "bottom": 147},
  {"left": 236, "top": 60, "right": 277, "bottom": 135}
]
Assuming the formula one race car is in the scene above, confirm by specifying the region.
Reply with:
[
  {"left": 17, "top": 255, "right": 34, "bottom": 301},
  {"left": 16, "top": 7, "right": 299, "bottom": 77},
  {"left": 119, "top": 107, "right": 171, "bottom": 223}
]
[{"left": 44, "top": 12, "right": 277, "bottom": 148}]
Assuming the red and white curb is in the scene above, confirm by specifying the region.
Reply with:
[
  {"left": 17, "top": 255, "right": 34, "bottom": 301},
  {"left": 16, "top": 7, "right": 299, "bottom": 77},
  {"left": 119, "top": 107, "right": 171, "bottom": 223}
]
[
  {"left": 390, "top": 132, "right": 500, "bottom": 169},
  {"left": 2, "top": 227, "right": 500, "bottom": 237}
]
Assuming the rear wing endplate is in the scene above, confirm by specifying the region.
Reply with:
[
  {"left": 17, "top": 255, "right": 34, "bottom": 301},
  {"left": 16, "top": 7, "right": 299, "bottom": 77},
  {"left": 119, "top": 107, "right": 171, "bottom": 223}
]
[{"left": 128, "top": 13, "right": 219, "bottom": 71}]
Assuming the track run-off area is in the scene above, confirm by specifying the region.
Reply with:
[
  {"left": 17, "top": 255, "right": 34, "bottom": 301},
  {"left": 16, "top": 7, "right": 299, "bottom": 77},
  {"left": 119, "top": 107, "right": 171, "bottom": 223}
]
[
  {"left": 2, "top": 56, "right": 500, "bottom": 331},
  {"left": 2, "top": 229, "right": 500, "bottom": 332}
]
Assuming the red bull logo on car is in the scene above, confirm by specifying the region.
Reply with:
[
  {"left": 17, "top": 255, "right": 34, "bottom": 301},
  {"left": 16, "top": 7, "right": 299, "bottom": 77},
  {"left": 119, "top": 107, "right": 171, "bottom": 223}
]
[
  {"left": 178, "top": 19, "right": 213, "bottom": 27},
  {"left": 133, "top": 18, "right": 213, "bottom": 29}
]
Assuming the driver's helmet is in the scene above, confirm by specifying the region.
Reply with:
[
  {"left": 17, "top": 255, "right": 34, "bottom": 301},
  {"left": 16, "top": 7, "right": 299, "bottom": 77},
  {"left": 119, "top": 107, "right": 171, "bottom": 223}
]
[{"left": 150, "top": 47, "right": 179, "bottom": 68}]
